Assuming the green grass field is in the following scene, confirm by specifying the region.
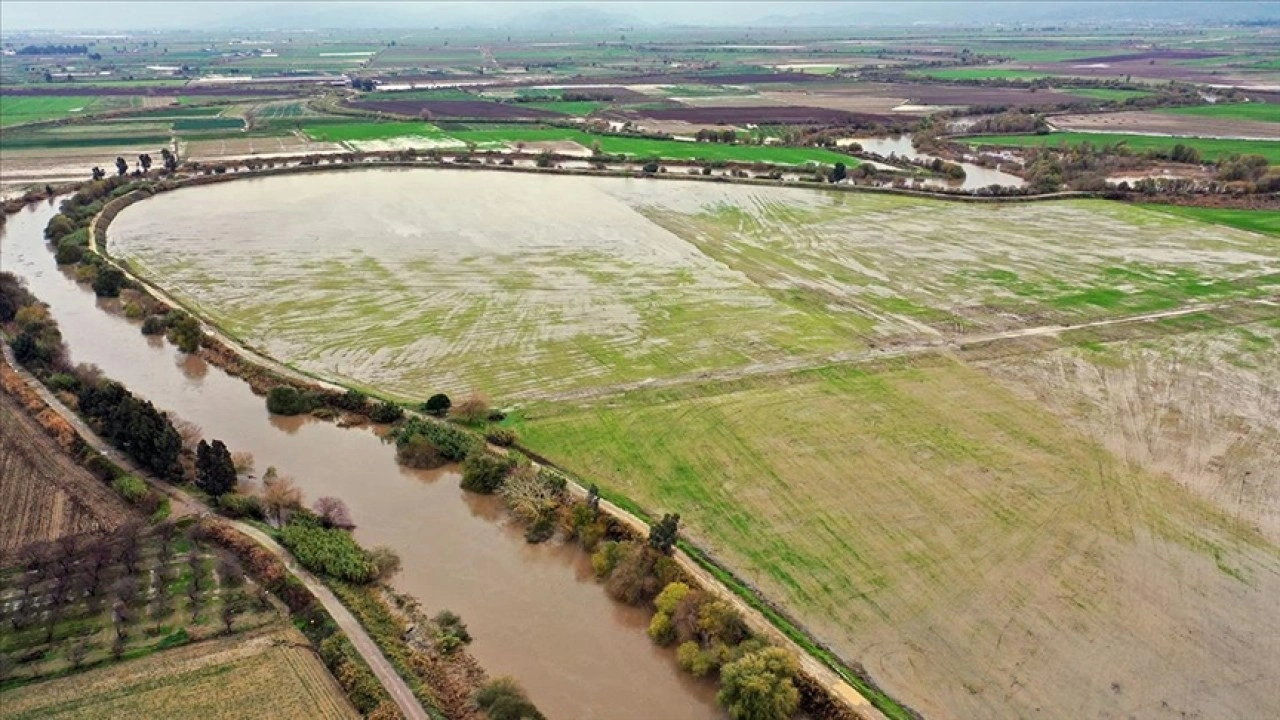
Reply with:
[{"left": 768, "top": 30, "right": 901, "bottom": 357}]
[
  {"left": 1158, "top": 102, "right": 1280, "bottom": 124},
  {"left": 1066, "top": 88, "right": 1154, "bottom": 102},
  {"left": 0, "top": 95, "right": 135, "bottom": 127},
  {"left": 172, "top": 117, "right": 245, "bottom": 131},
  {"left": 300, "top": 121, "right": 856, "bottom": 165},
  {"left": 1139, "top": 204, "right": 1280, "bottom": 237},
  {"left": 911, "top": 67, "right": 1066, "bottom": 81},
  {"left": 965, "top": 132, "right": 1280, "bottom": 163}
]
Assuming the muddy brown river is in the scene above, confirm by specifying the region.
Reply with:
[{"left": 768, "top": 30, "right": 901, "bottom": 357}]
[{"left": 0, "top": 199, "right": 721, "bottom": 719}]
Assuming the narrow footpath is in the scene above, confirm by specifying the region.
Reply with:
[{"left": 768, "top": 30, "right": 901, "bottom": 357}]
[{"left": 1, "top": 344, "right": 431, "bottom": 720}]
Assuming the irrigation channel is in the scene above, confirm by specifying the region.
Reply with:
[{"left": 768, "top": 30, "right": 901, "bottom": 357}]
[{"left": 0, "top": 199, "right": 723, "bottom": 719}]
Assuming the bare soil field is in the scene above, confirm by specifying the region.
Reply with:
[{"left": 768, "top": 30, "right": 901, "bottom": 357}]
[
  {"left": 182, "top": 135, "right": 345, "bottom": 161},
  {"left": 1, "top": 145, "right": 172, "bottom": 192},
  {"left": 1072, "top": 50, "right": 1227, "bottom": 64},
  {"left": 758, "top": 91, "right": 915, "bottom": 115},
  {"left": 1052, "top": 111, "right": 1280, "bottom": 140},
  {"left": 0, "top": 625, "right": 358, "bottom": 720},
  {"left": 0, "top": 386, "right": 130, "bottom": 563},
  {"left": 812, "top": 81, "right": 1087, "bottom": 107}
]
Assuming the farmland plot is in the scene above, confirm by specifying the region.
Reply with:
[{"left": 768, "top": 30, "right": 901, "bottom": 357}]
[
  {"left": 0, "top": 626, "right": 357, "bottom": 720},
  {"left": 0, "top": 387, "right": 130, "bottom": 562},
  {"left": 108, "top": 173, "right": 1280, "bottom": 401},
  {"left": 104, "top": 168, "right": 1280, "bottom": 720}
]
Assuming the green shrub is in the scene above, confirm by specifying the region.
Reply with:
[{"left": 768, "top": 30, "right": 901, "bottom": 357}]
[
  {"left": 47, "top": 373, "right": 80, "bottom": 392},
  {"left": 218, "top": 493, "right": 266, "bottom": 520},
  {"left": 460, "top": 450, "right": 516, "bottom": 494},
  {"left": 54, "top": 238, "right": 84, "bottom": 265},
  {"left": 591, "top": 540, "right": 623, "bottom": 578},
  {"left": 140, "top": 314, "right": 167, "bottom": 335},
  {"left": 280, "top": 516, "right": 378, "bottom": 583},
  {"left": 474, "top": 677, "right": 546, "bottom": 720},
  {"left": 389, "top": 416, "right": 478, "bottom": 462},
  {"left": 717, "top": 647, "right": 800, "bottom": 720},
  {"left": 112, "top": 475, "right": 150, "bottom": 504},
  {"left": 648, "top": 611, "right": 676, "bottom": 645},
  {"left": 333, "top": 388, "right": 367, "bottom": 412},
  {"left": 368, "top": 401, "right": 404, "bottom": 424},
  {"left": 167, "top": 312, "right": 203, "bottom": 353},
  {"left": 266, "top": 386, "right": 315, "bottom": 416},
  {"left": 486, "top": 427, "right": 518, "bottom": 446},
  {"left": 396, "top": 435, "right": 444, "bottom": 469},
  {"left": 677, "top": 640, "right": 726, "bottom": 677},
  {"left": 422, "top": 393, "right": 451, "bottom": 417},
  {"left": 92, "top": 267, "right": 126, "bottom": 298}
]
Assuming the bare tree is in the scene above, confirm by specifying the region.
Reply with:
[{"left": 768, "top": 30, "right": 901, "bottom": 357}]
[
  {"left": 173, "top": 418, "right": 203, "bottom": 452},
  {"left": 369, "top": 546, "right": 402, "bottom": 582},
  {"left": 65, "top": 638, "right": 89, "bottom": 669},
  {"left": 499, "top": 465, "right": 561, "bottom": 523},
  {"left": 216, "top": 556, "right": 245, "bottom": 589},
  {"left": 262, "top": 473, "right": 303, "bottom": 526},
  {"left": 220, "top": 591, "right": 249, "bottom": 634},
  {"left": 450, "top": 391, "right": 491, "bottom": 424},
  {"left": 231, "top": 451, "right": 255, "bottom": 475},
  {"left": 313, "top": 496, "right": 355, "bottom": 529}
]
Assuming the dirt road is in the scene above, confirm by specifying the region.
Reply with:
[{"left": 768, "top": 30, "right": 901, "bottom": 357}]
[
  {"left": 535, "top": 299, "right": 1276, "bottom": 404},
  {"left": 0, "top": 345, "right": 431, "bottom": 720}
]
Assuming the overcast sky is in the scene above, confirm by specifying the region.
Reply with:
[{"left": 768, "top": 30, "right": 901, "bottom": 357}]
[{"left": 1, "top": 1, "right": 1274, "bottom": 32}]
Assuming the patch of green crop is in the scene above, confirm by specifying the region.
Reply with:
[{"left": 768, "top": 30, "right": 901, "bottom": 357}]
[
  {"left": 965, "top": 132, "right": 1280, "bottom": 163},
  {"left": 1138, "top": 205, "right": 1280, "bottom": 237},
  {"left": 1158, "top": 102, "right": 1280, "bottom": 124}
]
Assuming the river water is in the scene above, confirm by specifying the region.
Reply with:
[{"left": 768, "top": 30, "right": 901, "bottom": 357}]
[
  {"left": 0, "top": 199, "right": 721, "bottom": 719},
  {"left": 839, "top": 135, "right": 1026, "bottom": 190}
]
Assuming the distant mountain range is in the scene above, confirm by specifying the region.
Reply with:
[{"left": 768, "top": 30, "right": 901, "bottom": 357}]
[{"left": 2, "top": 1, "right": 1277, "bottom": 33}]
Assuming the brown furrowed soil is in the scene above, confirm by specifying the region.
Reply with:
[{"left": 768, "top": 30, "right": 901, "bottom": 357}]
[
  {"left": 0, "top": 625, "right": 359, "bottom": 720},
  {"left": 1052, "top": 111, "right": 1280, "bottom": 140},
  {"left": 0, "top": 382, "right": 130, "bottom": 563}
]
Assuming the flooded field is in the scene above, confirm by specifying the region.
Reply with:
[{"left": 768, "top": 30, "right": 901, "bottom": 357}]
[
  {"left": 78, "top": 168, "right": 1280, "bottom": 719},
  {"left": 1, "top": 202, "right": 722, "bottom": 720},
  {"left": 108, "top": 169, "right": 1275, "bottom": 402}
]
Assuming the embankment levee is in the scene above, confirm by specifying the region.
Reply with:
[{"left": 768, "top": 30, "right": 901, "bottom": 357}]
[{"left": 83, "top": 169, "right": 910, "bottom": 720}]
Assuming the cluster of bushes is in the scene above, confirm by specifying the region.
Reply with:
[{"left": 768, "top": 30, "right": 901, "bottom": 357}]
[
  {"left": 265, "top": 385, "right": 323, "bottom": 415},
  {"left": 388, "top": 415, "right": 481, "bottom": 468},
  {"left": 265, "top": 383, "right": 404, "bottom": 423},
  {"left": 279, "top": 510, "right": 399, "bottom": 585}
]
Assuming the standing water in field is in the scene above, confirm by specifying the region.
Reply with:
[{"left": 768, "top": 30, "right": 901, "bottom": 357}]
[{"left": 0, "top": 200, "right": 722, "bottom": 720}]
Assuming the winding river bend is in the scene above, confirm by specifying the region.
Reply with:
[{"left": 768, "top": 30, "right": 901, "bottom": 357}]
[{"left": 0, "top": 199, "right": 722, "bottom": 720}]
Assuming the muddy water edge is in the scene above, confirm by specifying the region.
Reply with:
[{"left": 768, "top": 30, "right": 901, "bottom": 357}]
[{"left": 0, "top": 199, "right": 723, "bottom": 720}]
